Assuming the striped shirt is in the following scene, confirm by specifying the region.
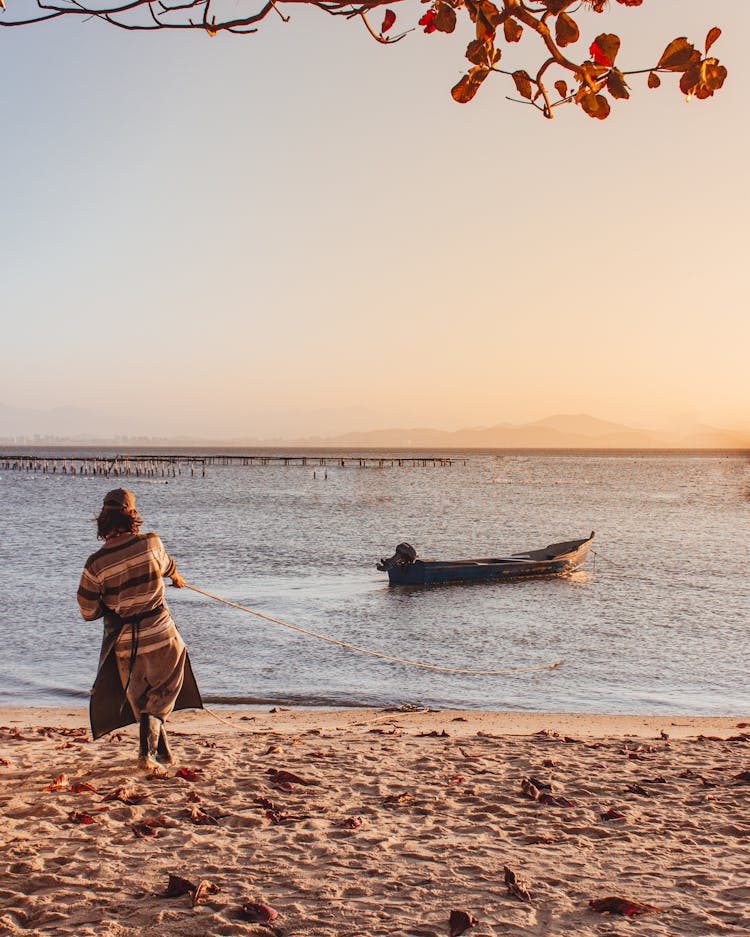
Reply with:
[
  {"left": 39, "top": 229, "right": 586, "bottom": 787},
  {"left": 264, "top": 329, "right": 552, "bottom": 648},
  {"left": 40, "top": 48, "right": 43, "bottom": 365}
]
[{"left": 78, "top": 532, "right": 181, "bottom": 657}]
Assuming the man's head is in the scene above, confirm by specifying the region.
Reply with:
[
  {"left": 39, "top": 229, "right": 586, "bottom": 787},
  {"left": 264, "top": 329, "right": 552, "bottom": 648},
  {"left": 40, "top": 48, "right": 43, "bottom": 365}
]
[
  {"left": 102, "top": 488, "right": 137, "bottom": 512},
  {"left": 97, "top": 489, "right": 142, "bottom": 540}
]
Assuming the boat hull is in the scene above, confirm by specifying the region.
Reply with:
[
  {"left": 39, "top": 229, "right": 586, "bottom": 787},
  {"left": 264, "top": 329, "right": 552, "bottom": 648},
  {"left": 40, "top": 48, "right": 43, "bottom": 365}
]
[{"left": 381, "top": 533, "right": 594, "bottom": 586}]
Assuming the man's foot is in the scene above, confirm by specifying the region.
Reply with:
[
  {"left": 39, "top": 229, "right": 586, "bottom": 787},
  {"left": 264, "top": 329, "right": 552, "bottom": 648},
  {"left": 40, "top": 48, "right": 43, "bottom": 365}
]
[
  {"left": 137, "top": 753, "right": 160, "bottom": 772},
  {"left": 139, "top": 713, "right": 161, "bottom": 769},
  {"left": 156, "top": 724, "right": 175, "bottom": 765}
]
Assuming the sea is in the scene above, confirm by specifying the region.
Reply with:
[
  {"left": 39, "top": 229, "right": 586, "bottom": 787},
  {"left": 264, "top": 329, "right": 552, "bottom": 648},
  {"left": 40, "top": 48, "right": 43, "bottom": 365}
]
[{"left": 1, "top": 448, "right": 748, "bottom": 716}]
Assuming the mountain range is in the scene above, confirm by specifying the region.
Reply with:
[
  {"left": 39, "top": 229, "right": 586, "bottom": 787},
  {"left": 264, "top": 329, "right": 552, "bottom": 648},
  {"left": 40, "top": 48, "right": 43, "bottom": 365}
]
[
  {"left": 1, "top": 404, "right": 748, "bottom": 449},
  {"left": 287, "top": 414, "right": 750, "bottom": 450}
]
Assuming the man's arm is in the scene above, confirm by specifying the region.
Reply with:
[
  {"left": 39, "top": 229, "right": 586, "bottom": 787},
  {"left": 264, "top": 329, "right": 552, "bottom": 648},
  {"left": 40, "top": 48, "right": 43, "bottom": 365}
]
[{"left": 77, "top": 566, "right": 104, "bottom": 621}]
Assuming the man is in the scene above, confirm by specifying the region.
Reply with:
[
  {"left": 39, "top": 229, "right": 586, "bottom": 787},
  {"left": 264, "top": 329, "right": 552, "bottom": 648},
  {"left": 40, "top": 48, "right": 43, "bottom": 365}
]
[{"left": 78, "top": 488, "right": 202, "bottom": 769}]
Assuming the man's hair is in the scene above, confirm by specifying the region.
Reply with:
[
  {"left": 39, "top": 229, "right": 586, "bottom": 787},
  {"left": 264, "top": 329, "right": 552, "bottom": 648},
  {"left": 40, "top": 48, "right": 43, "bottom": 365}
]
[{"left": 96, "top": 506, "right": 143, "bottom": 541}]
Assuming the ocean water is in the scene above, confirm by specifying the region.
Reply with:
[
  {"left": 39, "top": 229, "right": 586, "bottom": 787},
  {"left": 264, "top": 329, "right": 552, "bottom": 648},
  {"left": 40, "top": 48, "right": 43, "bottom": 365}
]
[{"left": 0, "top": 448, "right": 748, "bottom": 716}]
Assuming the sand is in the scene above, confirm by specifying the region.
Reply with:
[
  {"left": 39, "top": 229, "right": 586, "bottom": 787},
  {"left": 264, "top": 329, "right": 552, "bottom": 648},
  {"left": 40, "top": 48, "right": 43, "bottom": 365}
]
[{"left": 1, "top": 706, "right": 748, "bottom": 937}]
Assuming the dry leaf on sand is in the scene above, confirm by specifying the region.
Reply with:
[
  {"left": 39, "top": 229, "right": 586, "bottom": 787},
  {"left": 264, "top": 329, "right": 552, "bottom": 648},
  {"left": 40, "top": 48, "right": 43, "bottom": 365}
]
[
  {"left": 504, "top": 866, "right": 532, "bottom": 902},
  {"left": 240, "top": 900, "right": 279, "bottom": 923},
  {"left": 449, "top": 909, "right": 478, "bottom": 936},
  {"left": 103, "top": 785, "right": 148, "bottom": 805},
  {"left": 589, "top": 896, "right": 661, "bottom": 915}
]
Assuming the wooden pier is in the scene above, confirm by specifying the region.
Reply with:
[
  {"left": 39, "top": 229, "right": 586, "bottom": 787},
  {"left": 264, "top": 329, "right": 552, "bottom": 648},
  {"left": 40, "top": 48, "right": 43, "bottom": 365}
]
[{"left": 0, "top": 452, "right": 456, "bottom": 478}]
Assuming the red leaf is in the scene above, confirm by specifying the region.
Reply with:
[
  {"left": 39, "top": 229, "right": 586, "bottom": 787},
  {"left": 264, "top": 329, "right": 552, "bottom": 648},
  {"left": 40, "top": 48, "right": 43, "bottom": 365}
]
[
  {"left": 68, "top": 810, "right": 95, "bottom": 824},
  {"left": 589, "top": 33, "right": 620, "bottom": 68},
  {"left": 381, "top": 8, "right": 396, "bottom": 33},
  {"left": 418, "top": 9, "right": 437, "bottom": 33},
  {"left": 176, "top": 767, "right": 197, "bottom": 782}
]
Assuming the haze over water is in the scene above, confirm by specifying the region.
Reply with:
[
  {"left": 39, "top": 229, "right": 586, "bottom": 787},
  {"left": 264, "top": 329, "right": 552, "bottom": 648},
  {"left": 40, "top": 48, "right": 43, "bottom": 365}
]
[{"left": 1, "top": 449, "right": 748, "bottom": 716}]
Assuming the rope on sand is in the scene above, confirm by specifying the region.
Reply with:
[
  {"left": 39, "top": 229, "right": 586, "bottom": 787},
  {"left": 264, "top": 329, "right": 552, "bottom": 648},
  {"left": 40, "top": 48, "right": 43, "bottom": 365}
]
[{"left": 183, "top": 583, "right": 562, "bottom": 677}]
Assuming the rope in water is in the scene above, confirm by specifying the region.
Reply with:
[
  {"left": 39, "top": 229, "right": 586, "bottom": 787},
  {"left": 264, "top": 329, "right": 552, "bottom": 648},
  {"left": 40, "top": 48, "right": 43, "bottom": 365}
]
[{"left": 183, "top": 583, "right": 562, "bottom": 677}]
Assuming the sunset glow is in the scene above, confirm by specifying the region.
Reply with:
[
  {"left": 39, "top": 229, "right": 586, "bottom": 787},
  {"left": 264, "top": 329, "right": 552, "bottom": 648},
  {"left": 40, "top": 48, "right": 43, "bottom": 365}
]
[{"left": 1, "top": 0, "right": 747, "bottom": 442}]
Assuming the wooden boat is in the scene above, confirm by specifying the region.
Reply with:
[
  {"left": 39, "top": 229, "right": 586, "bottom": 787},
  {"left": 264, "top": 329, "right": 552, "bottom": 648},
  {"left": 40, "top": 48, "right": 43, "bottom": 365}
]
[{"left": 377, "top": 532, "right": 595, "bottom": 586}]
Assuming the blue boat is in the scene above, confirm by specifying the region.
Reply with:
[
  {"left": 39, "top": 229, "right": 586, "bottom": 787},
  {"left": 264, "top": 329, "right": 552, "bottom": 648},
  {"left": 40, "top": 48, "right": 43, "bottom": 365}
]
[{"left": 377, "top": 532, "right": 595, "bottom": 586}]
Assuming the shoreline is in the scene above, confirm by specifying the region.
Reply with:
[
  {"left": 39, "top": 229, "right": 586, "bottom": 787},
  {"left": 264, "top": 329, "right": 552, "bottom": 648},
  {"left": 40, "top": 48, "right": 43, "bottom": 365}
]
[
  {"left": 2, "top": 707, "right": 748, "bottom": 936},
  {"left": 0, "top": 706, "right": 746, "bottom": 739}
]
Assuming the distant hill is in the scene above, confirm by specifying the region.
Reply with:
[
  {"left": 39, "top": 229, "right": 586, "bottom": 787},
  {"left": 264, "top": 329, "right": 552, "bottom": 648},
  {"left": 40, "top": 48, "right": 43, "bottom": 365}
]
[
  {"left": 287, "top": 414, "right": 749, "bottom": 450},
  {"left": 1, "top": 404, "right": 748, "bottom": 449}
]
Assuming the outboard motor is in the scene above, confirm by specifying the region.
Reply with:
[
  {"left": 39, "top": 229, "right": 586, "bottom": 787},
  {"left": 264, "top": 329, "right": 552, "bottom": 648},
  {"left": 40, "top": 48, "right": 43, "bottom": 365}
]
[{"left": 377, "top": 542, "right": 417, "bottom": 571}]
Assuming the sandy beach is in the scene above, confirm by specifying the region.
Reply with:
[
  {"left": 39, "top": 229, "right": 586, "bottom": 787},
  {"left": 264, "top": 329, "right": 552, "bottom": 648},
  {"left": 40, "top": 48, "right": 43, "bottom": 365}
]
[{"left": 1, "top": 706, "right": 748, "bottom": 936}]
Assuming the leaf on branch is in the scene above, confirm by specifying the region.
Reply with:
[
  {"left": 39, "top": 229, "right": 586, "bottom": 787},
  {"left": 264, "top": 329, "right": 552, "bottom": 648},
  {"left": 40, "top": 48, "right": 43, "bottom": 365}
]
[
  {"left": 554, "top": 79, "right": 568, "bottom": 99},
  {"left": 555, "top": 13, "right": 579, "bottom": 48},
  {"left": 705, "top": 27, "right": 721, "bottom": 54},
  {"left": 647, "top": 71, "right": 661, "bottom": 89},
  {"left": 464, "top": 0, "right": 500, "bottom": 42},
  {"left": 512, "top": 69, "right": 533, "bottom": 100},
  {"left": 503, "top": 18, "right": 522, "bottom": 44},
  {"left": 606, "top": 68, "right": 630, "bottom": 100},
  {"left": 434, "top": 1, "right": 457, "bottom": 35},
  {"left": 381, "top": 9, "right": 396, "bottom": 34},
  {"left": 543, "top": 0, "right": 572, "bottom": 13},
  {"left": 579, "top": 92, "right": 610, "bottom": 119},
  {"left": 615, "top": 0, "right": 643, "bottom": 6},
  {"left": 680, "top": 57, "right": 727, "bottom": 99},
  {"left": 451, "top": 66, "right": 490, "bottom": 103},
  {"left": 657, "top": 37, "right": 699, "bottom": 72},
  {"left": 466, "top": 37, "right": 494, "bottom": 67},
  {"left": 589, "top": 33, "right": 620, "bottom": 68},
  {"left": 418, "top": 8, "right": 437, "bottom": 33}
]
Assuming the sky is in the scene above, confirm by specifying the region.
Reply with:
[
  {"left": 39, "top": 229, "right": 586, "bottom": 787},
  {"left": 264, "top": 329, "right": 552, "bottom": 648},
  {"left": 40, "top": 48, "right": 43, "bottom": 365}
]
[{"left": 1, "top": 0, "right": 748, "bottom": 439}]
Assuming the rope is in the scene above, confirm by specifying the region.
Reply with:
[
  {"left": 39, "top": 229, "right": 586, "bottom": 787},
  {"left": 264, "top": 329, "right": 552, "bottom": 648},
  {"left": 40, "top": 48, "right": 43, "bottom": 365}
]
[
  {"left": 590, "top": 549, "right": 618, "bottom": 566},
  {"left": 182, "top": 583, "right": 562, "bottom": 677}
]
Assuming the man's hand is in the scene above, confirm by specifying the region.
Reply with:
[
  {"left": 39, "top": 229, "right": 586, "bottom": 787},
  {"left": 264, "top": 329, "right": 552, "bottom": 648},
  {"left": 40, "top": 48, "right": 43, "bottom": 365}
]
[{"left": 171, "top": 573, "right": 186, "bottom": 589}]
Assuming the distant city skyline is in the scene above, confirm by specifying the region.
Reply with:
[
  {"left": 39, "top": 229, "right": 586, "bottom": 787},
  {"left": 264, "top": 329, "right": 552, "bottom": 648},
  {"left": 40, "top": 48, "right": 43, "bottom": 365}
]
[{"left": 2, "top": 1, "right": 747, "bottom": 441}]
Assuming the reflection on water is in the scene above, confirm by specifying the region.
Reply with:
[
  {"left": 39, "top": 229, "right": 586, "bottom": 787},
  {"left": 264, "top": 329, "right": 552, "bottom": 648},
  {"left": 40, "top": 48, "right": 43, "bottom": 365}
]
[{"left": 1, "top": 449, "right": 748, "bottom": 715}]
